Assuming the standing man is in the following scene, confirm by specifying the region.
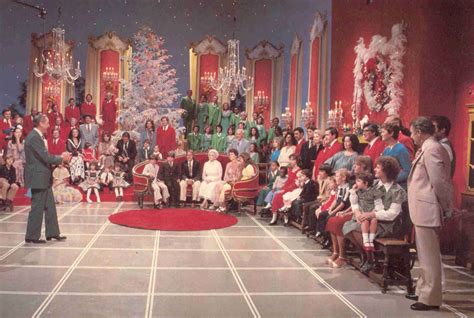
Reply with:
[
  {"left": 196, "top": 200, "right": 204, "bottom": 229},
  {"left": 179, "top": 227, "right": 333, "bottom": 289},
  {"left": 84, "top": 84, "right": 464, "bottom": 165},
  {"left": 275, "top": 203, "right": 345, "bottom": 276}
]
[
  {"left": 81, "top": 93, "right": 97, "bottom": 122},
  {"left": 101, "top": 92, "right": 117, "bottom": 134},
  {"left": 300, "top": 126, "right": 318, "bottom": 170},
  {"left": 407, "top": 116, "right": 453, "bottom": 311},
  {"left": 180, "top": 89, "right": 195, "bottom": 137},
  {"left": 25, "top": 113, "right": 71, "bottom": 243},
  {"left": 79, "top": 115, "right": 99, "bottom": 149},
  {"left": 431, "top": 115, "right": 455, "bottom": 177},
  {"left": 179, "top": 150, "right": 201, "bottom": 207},
  {"left": 156, "top": 116, "right": 176, "bottom": 158},
  {"left": 65, "top": 98, "right": 81, "bottom": 125},
  {"left": 293, "top": 127, "right": 306, "bottom": 156}
]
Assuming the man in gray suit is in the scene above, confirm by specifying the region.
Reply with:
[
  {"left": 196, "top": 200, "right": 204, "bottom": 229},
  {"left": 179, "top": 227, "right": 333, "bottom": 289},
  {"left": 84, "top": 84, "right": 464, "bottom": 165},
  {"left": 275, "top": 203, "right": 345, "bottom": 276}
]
[
  {"left": 407, "top": 116, "right": 453, "bottom": 311},
  {"left": 79, "top": 114, "right": 99, "bottom": 148},
  {"left": 226, "top": 128, "right": 250, "bottom": 154},
  {"left": 25, "top": 114, "right": 71, "bottom": 243}
]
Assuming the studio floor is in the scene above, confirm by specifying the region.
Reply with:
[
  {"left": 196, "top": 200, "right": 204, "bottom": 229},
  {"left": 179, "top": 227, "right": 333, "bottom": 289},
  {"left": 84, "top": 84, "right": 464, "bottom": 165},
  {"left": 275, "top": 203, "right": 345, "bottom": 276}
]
[{"left": 0, "top": 202, "right": 473, "bottom": 318}]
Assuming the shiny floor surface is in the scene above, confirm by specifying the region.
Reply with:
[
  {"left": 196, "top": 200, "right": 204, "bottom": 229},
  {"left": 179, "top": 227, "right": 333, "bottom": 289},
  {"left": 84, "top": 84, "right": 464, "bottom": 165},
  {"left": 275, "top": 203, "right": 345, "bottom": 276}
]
[{"left": 0, "top": 202, "right": 473, "bottom": 317}]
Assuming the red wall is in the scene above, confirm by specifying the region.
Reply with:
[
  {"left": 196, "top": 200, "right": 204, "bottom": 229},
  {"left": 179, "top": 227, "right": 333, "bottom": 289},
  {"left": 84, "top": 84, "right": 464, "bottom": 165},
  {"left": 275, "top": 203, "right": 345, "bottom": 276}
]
[
  {"left": 199, "top": 54, "right": 219, "bottom": 98},
  {"left": 331, "top": 0, "right": 474, "bottom": 205},
  {"left": 254, "top": 59, "right": 273, "bottom": 128},
  {"left": 100, "top": 49, "right": 120, "bottom": 106}
]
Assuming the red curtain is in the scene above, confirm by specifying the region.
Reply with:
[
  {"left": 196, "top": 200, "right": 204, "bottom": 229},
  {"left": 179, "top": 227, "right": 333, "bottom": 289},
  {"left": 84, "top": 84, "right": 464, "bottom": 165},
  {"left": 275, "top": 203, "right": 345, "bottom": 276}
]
[
  {"left": 41, "top": 74, "right": 61, "bottom": 113},
  {"left": 309, "top": 38, "right": 321, "bottom": 118},
  {"left": 199, "top": 53, "right": 219, "bottom": 99},
  {"left": 254, "top": 59, "right": 273, "bottom": 128},
  {"left": 288, "top": 55, "right": 297, "bottom": 120},
  {"left": 100, "top": 49, "right": 120, "bottom": 105}
]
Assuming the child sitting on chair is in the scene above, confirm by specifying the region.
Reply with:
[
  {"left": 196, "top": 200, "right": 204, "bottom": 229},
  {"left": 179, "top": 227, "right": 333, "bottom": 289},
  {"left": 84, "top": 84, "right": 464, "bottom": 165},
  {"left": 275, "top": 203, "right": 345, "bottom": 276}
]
[
  {"left": 82, "top": 142, "right": 96, "bottom": 170},
  {"left": 99, "top": 167, "right": 114, "bottom": 191},
  {"left": 79, "top": 161, "right": 101, "bottom": 203},
  {"left": 112, "top": 163, "right": 130, "bottom": 202}
]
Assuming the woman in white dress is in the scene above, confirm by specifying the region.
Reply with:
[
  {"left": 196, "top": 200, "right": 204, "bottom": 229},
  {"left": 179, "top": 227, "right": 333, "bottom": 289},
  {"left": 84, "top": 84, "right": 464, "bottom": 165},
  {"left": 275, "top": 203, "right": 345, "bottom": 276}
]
[
  {"left": 277, "top": 132, "right": 297, "bottom": 167},
  {"left": 199, "top": 149, "right": 223, "bottom": 209}
]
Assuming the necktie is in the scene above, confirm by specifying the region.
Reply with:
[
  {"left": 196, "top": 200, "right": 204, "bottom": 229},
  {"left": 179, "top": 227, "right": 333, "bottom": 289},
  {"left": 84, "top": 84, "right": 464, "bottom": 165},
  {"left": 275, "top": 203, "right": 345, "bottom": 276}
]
[
  {"left": 145, "top": 150, "right": 149, "bottom": 160},
  {"left": 189, "top": 161, "right": 192, "bottom": 177},
  {"left": 309, "top": 140, "right": 312, "bottom": 148},
  {"left": 124, "top": 143, "right": 128, "bottom": 157},
  {"left": 88, "top": 124, "right": 91, "bottom": 132},
  {"left": 54, "top": 139, "right": 57, "bottom": 145},
  {"left": 42, "top": 135, "right": 48, "bottom": 150}
]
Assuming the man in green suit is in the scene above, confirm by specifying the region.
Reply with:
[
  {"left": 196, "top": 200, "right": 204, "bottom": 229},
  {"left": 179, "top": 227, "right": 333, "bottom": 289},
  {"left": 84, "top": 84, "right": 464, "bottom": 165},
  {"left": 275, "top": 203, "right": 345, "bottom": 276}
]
[
  {"left": 180, "top": 89, "right": 195, "bottom": 137},
  {"left": 24, "top": 113, "right": 71, "bottom": 244},
  {"left": 187, "top": 125, "right": 203, "bottom": 152}
]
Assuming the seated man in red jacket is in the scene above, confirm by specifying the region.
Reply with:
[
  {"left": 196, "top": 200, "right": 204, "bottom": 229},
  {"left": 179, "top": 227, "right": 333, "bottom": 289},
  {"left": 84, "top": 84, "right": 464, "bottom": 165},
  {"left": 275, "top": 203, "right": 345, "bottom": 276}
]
[
  {"left": 362, "top": 123, "right": 385, "bottom": 167},
  {"left": 48, "top": 128, "right": 66, "bottom": 156},
  {"left": 0, "top": 109, "right": 13, "bottom": 151},
  {"left": 23, "top": 107, "right": 40, "bottom": 136}
]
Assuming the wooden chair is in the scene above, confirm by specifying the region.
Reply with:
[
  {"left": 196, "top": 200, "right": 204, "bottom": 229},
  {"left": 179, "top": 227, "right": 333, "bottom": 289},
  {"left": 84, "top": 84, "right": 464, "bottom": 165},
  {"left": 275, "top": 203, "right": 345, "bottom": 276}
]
[{"left": 231, "top": 164, "right": 260, "bottom": 215}]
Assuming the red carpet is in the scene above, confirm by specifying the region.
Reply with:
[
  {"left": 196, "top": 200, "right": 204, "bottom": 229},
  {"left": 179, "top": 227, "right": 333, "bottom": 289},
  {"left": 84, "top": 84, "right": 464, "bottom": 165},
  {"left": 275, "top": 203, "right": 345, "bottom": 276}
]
[{"left": 108, "top": 209, "right": 238, "bottom": 231}]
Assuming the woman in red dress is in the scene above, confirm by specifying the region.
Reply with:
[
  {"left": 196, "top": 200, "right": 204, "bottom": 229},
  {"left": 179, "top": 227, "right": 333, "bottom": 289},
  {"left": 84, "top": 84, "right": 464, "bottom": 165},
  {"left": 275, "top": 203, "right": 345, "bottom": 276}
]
[
  {"left": 101, "top": 92, "right": 117, "bottom": 134},
  {"left": 155, "top": 116, "right": 176, "bottom": 158},
  {"left": 269, "top": 153, "right": 301, "bottom": 225}
]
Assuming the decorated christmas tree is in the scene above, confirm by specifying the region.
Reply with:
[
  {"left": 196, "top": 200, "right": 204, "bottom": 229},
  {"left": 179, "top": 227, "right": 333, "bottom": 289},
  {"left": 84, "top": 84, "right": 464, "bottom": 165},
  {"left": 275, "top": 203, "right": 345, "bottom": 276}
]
[{"left": 118, "top": 26, "right": 180, "bottom": 138}]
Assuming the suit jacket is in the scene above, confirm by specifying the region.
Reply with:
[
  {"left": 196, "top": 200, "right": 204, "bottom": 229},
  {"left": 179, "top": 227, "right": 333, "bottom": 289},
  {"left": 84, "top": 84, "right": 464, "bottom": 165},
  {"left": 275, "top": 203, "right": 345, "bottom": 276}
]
[
  {"left": 79, "top": 123, "right": 99, "bottom": 148},
  {"left": 300, "top": 141, "right": 319, "bottom": 170},
  {"left": 226, "top": 138, "right": 250, "bottom": 154},
  {"left": 48, "top": 138, "right": 66, "bottom": 156},
  {"left": 180, "top": 159, "right": 201, "bottom": 181},
  {"left": 299, "top": 179, "right": 318, "bottom": 202},
  {"left": 25, "top": 129, "right": 63, "bottom": 189},
  {"left": 139, "top": 147, "right": 154, "bottom": 162},
  {"left": 116, "top": 139, "right": 137, "bottom": 161},
  {"left": 295, "top": 139, "right": 306, "bottom": 156},
  {"left": 408, "top": 137, "right": 453, "bottom": 227},
  {"left": 363, "top": 137, "right": 385, "bottom": 167},
  {"left": 159, "top": 162, "right": 180, "bottom": 182}
]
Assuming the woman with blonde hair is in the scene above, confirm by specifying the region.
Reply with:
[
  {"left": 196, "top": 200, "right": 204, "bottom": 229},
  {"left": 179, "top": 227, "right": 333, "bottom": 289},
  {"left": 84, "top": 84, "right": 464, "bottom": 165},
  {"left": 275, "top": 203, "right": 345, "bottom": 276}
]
[{"left": 199, "top": 149, "right": 223, "bottom": 209}]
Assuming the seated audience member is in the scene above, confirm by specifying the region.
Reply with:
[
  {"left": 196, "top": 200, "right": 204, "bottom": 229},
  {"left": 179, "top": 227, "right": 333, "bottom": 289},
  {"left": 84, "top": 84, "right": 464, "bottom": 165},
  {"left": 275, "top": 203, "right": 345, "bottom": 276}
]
[
  {"left": 66, "top": 128, "right": 85, "bottom": 184},
  {"left": 249, "top": 143, "right": 260, "bottom": 164},
  {"left": 48, "top": 128, "right": 65, "bottom": 156},
  {"left": 316, "top": 168, "right": 351, "bottom": 250},
  {"left": 213, "top": 152, "right": 256, "bottom": 213},
  {"left": 211, "top": 124, "right": 226, "bottom": 153},
  {"left": 380, "top": 122, "right": 412, "bottom": 187},
  {"left": 111, "top": 162, "right": 130, "bottom": 201},
  {"left": 343, "top": 156, "right": 407, "bottom": 273},
  {"left": 256, "top": 116, "right": 267, "bottom": 142},
  {"left": 350, "top": 172, "right": 384, "bottom": 251},
  {"left": 98, "top": 132, "right": 116, "bottom": 169},
  {"left": 286, "top": 169, "right": 318, "bottom": 225},
  {"left": 226, "top": 128, "right": 250, "bottom": 155},
  {"left": 188, "top": 125, "right": 203, "bottom": 152},
  {"left": 257, "top": 161, "right": 280, "bottom": 206},
  {"left": 82, "top": 142, "right": 96, "bottom": 170},
  {"left": 362, "top": 123, "right": 385, "bottom": 167},
  {"left": 300, "top": 126, "right": 319, "bottom": 170},
  {"left": 270, "top": 138, "right": 282, "bottom": 162},
  {"left": 248, "top": 126, "right": 261, "bottom": 147},
  {"left": 0, "top": 109, "right": 13, "bottom": 150},
  {"left": 384, "top": 115, "right": 415, "bottom": 160},
  {"left": 7, "top": 127, "right": 25, "bottom": 186},
  {"left": 99, "top": 167, "right": 114, "bottom": 191},
  {"left": 50, "top": 117, "right": 68, "bottom": 140},
  {"left": 226, "top": 126, "right": 235, "bottom": 147},
  {"left": 210, "top": 149, "right": 242, "bottom": 210},
  {"left": 23, "top": 107, "right": 40, "bottom": 135},
  {"left": 159, "top": 151, "right": 180, "bottom": 207},
  {"left": 174, "top": 140, "right": 186, "bottom": 157},
  {"left": 267, "top": 117, "right": 280, "bottom": 143},
  {"left": 305, "top": 164, "right": 333, "bottom": 234},
  {"left": 269, "top": 154, "right": 301, "bottom": 225},
  {"left": 79, "top": 115, "right": 99, "bottom": 149},
  {"left": 324, "top": 134, "right": 359, "bottom": 172},
  {"left": 277, "top": 132, "right": 297, "bottom": 167},
  {"left": 201, "top": 126, "right": 213, "bottom": 151},
  {"left": 262, "top": 166, "right": 288, "bottom": 211},
  {"left": 179, "top": 150, "right": 201, "bottom": 207},
  {"left": 52, "top": 163, "right": 83, "bottom": 204},
  {"left": 139, "top": 139, "right": 154, "bottom": 162},
  {"left": 293, "top": 127, "right": 306, "bottom": 156},
  {"left": 431, "top": 115, "right": 455, "bottom": 177},
  {"left": 153, "top": 145, "right": 163, "bottom": 160},
  {"left": 115, "top": 132, "right": 137, "bottom": 183},
  {"left": 47, "top": 103, "right": 63, "bottom": 126},
  {"left": 143, "top": 155, "right": 170, "bottom": 208},
  {"left": 0, "top": 155, "right": 19, "bottom": 211},
  {"left": 198, "top": 149, "right": 224, "bottom": 209}
]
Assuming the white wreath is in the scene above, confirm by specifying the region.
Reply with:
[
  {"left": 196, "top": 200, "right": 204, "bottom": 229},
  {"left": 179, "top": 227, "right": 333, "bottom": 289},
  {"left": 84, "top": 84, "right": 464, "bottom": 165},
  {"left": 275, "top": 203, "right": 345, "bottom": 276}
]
[{"left": 353, "top": 22, "right": 407, "bottom": 120}]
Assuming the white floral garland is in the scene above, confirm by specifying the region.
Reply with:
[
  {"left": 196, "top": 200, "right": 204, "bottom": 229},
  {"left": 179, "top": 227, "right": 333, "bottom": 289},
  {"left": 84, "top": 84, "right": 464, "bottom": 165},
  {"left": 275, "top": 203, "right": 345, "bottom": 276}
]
[{"left": 353, "top": 22, "right": 407, "bottom": 119}]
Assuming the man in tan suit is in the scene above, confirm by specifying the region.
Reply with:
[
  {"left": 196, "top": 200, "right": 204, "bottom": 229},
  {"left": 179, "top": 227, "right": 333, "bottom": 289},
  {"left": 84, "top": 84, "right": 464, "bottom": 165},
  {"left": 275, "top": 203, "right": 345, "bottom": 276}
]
[{"left": 407, "top": 116, "right": 453, "bottom": 311}]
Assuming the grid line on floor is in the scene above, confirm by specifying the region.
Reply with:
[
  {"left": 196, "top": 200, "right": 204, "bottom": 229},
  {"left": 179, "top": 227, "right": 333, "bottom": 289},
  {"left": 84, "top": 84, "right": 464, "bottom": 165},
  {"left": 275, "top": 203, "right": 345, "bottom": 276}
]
[{"left": 145, "top": 230, "right": 160, "bottom": 318}]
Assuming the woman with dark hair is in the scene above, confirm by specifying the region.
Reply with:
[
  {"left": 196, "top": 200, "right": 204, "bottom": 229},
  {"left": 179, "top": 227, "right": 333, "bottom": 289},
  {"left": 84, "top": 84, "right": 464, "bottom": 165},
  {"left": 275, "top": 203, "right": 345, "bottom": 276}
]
[
  {"left": 249, "top": 126, "right": 260, "bottom": 147},
  {"left": 343, "top": 156, "right": 407, "bottom": 273},
  {"left": 380, "top": 122, "right": 412, "bottom": 186},
  {"left": 140, "top": 119, "right": 156, "bottom": 149},
  {"left": 7, "top": 127, "right": 25, "bottom": 186},
  {"left": 324, "top": 134, "right": 359, "bottom": 171},
  {"left": 66, "top": 128, "right": 85, "bottom": 183},
  {"left": 98, "top": 132, "right": 115, "bottom": 169},
  {"left": 278, "top": 132, "right": 297, "bottom": 167},
  {"left": 270, "top": 153, "right": 301, "bottom": 225}
]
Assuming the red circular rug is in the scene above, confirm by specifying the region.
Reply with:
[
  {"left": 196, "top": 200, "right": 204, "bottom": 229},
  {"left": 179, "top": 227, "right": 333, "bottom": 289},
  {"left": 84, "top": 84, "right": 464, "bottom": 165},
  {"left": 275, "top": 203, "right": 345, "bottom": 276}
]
[{"left": 108, "top": 209, "right": 238, "bottom": 231}]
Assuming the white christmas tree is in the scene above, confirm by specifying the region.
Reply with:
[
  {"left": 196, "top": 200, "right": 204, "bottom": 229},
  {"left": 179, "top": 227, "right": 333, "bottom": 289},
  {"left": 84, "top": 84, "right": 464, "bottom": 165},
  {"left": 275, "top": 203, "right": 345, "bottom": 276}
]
[{"left": 117, "top": 26, "right": 181, "bottom": 140}]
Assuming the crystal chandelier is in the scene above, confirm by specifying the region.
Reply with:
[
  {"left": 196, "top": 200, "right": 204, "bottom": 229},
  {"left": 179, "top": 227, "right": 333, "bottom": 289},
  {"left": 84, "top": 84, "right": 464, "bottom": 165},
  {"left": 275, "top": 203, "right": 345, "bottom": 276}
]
[
  {"left": 209, "top": 39, "right": 253, "bottom": 100},
  {"left": 33, "top": 27, "right": 81, "bottom": 85}
]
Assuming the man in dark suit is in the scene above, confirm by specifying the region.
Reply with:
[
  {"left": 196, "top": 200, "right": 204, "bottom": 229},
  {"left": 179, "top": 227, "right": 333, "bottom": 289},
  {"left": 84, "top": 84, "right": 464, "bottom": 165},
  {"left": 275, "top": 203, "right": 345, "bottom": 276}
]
[
  {"left": 24, "top": 113, "right": 71, "bottom": 243},
  {"left": 115, "top": 132, "right": 137, "bottom": 183},
  {"left": 300, "top": 126, "right": 319, "bottom": 170},
  {"left": 288, "top": 169, "right": 318, "bottom": 225},
  {"left": 179, "top": 150, "right": 201, "bottom": 207},
  {"left": 159, "top": 151, "right": 180, "bottom": 207}
]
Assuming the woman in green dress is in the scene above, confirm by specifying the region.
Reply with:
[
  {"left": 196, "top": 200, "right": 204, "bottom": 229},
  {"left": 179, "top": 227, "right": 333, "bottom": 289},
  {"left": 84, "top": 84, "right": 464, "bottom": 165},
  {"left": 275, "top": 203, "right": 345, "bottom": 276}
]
[
  {"left": 221, "top": 102, "right": 232, "bottom": 136},
  {"left": 207, "top": 95, "right": 222, "bottom": 130},
  {"left": 196, "top": 95, "right": 208, "bottom": 133},
  {"left": 211, "top": 125, "right": 227, "bottom": 153},
  {"left": 201, "top": 125, "right": 213, "bottom": 151},
  {"left": 230, "top": 106, "right": 241, "bottom": 129}
]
